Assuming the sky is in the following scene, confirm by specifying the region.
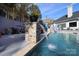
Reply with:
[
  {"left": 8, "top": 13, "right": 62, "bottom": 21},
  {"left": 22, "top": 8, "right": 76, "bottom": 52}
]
[{"left": 37, "top": 3, "right": 79, "bottom": 20}]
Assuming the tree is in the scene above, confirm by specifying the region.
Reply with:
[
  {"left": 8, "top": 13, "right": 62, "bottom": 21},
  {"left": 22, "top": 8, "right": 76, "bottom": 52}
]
[
  {"left": 16, "top": 3, "right": 32, "bottom": 22},
  {"left": 0, "top": 3, "right": 41, "bottom": 22},
  {"left": 4, "top": 4, "right": 17, "bottom": 20}
]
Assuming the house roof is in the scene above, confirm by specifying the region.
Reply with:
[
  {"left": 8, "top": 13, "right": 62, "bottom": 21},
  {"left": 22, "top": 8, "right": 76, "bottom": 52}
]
[{"left": 54, "top": 11, "right": 79, "bottom": 23}]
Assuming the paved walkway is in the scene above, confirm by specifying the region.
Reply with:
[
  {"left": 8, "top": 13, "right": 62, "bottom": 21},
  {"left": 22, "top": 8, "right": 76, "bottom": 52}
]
[{"left": 0, "top": 34, "right": 26, "bottom": 56}]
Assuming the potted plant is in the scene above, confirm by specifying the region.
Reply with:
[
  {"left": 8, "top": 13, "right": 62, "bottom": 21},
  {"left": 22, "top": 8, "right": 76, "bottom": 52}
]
[{"left": 30, "top": 12, "right": 39, "bottom": 22}]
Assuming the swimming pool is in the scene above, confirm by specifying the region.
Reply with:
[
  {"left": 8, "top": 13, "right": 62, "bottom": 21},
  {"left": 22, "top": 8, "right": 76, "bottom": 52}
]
[{"left": 27, "top": 33, "right": 79, "bottom": 56}]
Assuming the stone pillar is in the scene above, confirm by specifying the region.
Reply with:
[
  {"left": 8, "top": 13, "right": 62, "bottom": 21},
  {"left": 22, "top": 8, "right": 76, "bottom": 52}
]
[{"left": 28, "top": 22, "right": 37, "bottom": 44}]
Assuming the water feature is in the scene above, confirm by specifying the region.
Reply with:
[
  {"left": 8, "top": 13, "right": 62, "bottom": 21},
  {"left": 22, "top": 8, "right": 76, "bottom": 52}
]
[
  {"left": 39, "top": 24, "right": 48, "bottom": 40},
  {"left": 28, "top": 33, "right": 79, "bottom": 56}
]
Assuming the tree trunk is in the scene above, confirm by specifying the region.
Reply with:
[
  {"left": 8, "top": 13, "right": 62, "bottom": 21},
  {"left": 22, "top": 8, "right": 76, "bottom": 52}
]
[
  {"left": 12, "top": 8, "right": 15, "bottom": 20},
  {"left": 7, "top": 11, "right": 9, "bottom": 19}
]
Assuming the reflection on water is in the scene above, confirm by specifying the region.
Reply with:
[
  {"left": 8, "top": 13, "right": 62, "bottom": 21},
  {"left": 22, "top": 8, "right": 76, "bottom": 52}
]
[
  {"left": 30, "top": 33, "right": 79, "bottom": 56},
  {"left": 48, "top": 44, "right": 57, "bottom": 51}
]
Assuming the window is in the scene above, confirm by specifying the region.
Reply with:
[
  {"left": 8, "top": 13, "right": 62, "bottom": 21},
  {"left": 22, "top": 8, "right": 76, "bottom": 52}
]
[
  {"left": 69, "top": 22, "right": 77, "bottom": 27},
  {"left": 61, "top": 23, "right": 66, "bottom": 27}
]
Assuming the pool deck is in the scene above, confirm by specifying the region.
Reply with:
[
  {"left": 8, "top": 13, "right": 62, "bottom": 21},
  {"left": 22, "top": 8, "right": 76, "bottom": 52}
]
[
  {"left": 57, "top": 30, "right": 79, "bottom": 34},
  {"left": 15, "top": 34, "right": 46, "bottom": 56},
  {"left": 0, "top": 34, "right": 25, "bottom": 56},
  {"left": 15, "top": 42, "right": 36, "bottom": 56}
]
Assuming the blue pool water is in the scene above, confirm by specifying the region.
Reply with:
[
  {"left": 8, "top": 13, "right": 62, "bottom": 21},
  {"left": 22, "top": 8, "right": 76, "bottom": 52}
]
[{"left": 30, "top": 33, "right": 79, "bottom": 56}]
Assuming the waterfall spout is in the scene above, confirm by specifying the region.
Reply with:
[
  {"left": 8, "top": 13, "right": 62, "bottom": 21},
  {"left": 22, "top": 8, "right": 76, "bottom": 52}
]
[{"left": 39, "top": 24, "right": 48, "bottom": 40}]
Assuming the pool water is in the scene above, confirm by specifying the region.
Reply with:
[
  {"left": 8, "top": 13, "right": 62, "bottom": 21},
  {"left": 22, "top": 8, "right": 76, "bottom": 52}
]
[{"left": 31, "top": 33, "right": 79, "bottom": 56}]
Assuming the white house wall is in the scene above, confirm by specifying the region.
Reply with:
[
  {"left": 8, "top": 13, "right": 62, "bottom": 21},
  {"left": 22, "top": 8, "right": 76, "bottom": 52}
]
[
  {"left": 63, "top": 22, "right": 69, "bottom": 29},
  {"left": 64, "top": 20, "right": 79, "bottom": 30},
  {"left": 55, "top": 20, "right": 79, "bottom": 30},
  {"left": 77, "top": 21, "right": 79, "bottom": 28},
  {"left": 66, "top": 22, "right": 69, "bottom": 29}
]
